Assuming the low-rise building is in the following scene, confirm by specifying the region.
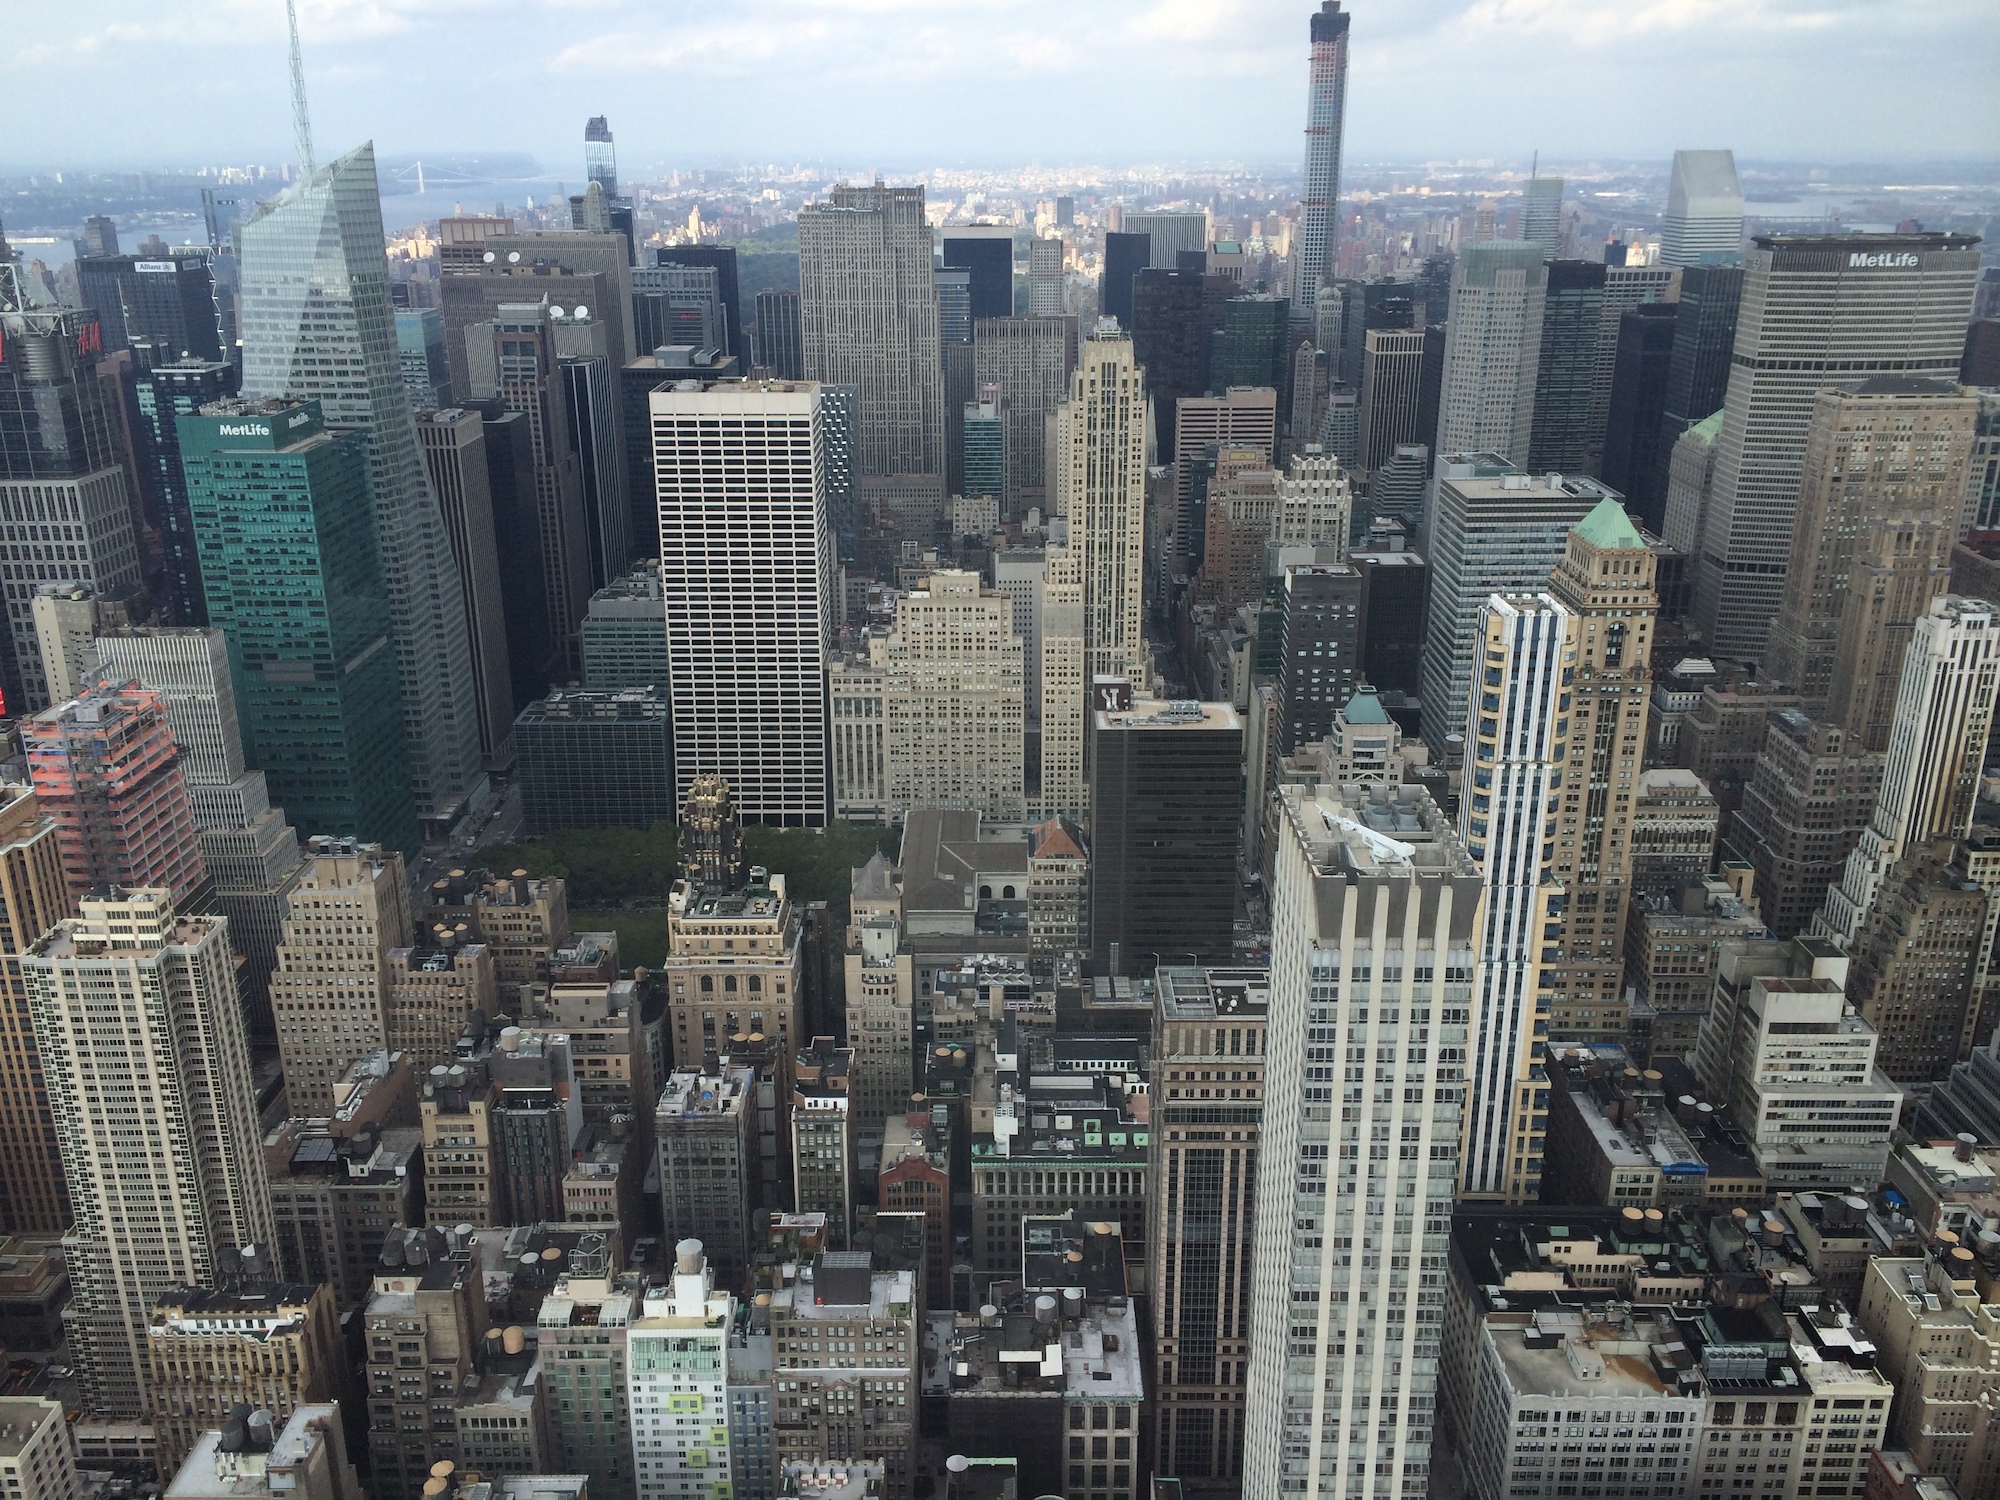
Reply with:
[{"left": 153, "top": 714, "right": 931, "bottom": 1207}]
[
  {"left": 658, "top": 1064, "right": 758, "bottom": 1292},
  {"left": 1626, "top": 873, "right": 1768, "bottom": 1066},
  {"left": 0, "top": 1237, "right": 71, "bottom": 1352},
  {"left": 629, "top": 1239, "right": 735, "bottom": 1500},
  {"left": 165, "top": 1405, "right": 359, "bottom": 1500},
  {"left": 0, "top": 1397, "right": 79, "bottom": 1500},
  {"left": 1541, "top": 1045, "right": 1764, "bottom": 1209},
  {"left": 1629, "top": 768, "right": 1722, "bottom": 900}
]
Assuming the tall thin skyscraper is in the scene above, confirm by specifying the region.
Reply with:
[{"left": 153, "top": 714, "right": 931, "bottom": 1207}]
[
  {"left": 1432, "top": 242, "right": 1548, "bottom": 467},
  {"left": 1690, "top": 232, "right": 1981, "bottom": 657},
  {"left": 653, "top": 379, "right": 835, "bottom": 825},
  {"left": 1027, "top": 236, "right": 1065, "bottom": 318},
  {"left": 1520, "top": 174, "right": 1564, "bottom": 257},
  {"left": 583, "top": 116, "right": 617, "bottom": 199},
  {"left": 1245, "top": 781, "right": 1477, "bottom": 1500},
  {"left": 1598, "top": 303, "right": 1681, "bottom": 530},
  {"left": 1054, "top": 322, "right": 1148, "bottom": 683},
  {"left": 1460, "top": 593, "right": 1577, "bottom": 1202},
  {"left": 1817, "top": 595, "right": 2000, "bottom": 947},
  {"left": 1526, "top": 259, "right": 1606, "bottom": 473},
  {"left": 0, "top": 786, "right": 72, "bottom": 1235},
  {"left": 753, "top": 289, "right": 804, "bottom": 380},
  {"left": 1658, "top": 149, "right": 1744, "bottom": 268},
  {"left": 415, "top": 408, "right": 515, "bottom": 770},
  {"left": 797, "top": 183, "right": 944, "bottom": 478},
  {"left": 1358, "top": 327, "right": 1426, "bottom": 473},
  {"left": 237, "top": 143, "right": 485, "bottom": 828},
  {"left": 1544, "top": 501, "right": 1658, "bottom": 1028},
  {"left": 1296, "top": 2, "right": 1352, "bottom": 303},
  {"left": 1585, "top": 265, "right": 1675, "bottom": 468},
  {"left": 25, "top": 887, "right": 274, "bottom": 1415},
  {"left": 1764, "top": 380, "right": 1977, "bottom": 736}
]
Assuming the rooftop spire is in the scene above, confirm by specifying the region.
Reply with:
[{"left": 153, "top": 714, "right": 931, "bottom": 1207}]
[{"left": 286, "top": 0, "right": 315, "bottom": 177}]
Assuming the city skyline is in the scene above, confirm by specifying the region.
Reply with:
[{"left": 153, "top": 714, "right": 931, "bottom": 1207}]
[{"left": 6, "top": 0, "right": 1997, "bottom": 171}]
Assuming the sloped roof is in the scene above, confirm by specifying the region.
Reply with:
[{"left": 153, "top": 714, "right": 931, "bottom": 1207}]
[
  {"left": 1341, "top": 684, "right": 1391, "bottom": 725},
  {"left": 1573, "top": 496, "right": 1647, "bottom": 551}
]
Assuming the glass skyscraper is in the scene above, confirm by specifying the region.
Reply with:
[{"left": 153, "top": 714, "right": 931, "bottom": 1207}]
[
  {"left": 236, "top": 142, "right": 484, "bottom": 828},
  {"left": 135, "top": 359, "right": 234, "bottom": 626},
  {"left": 179, "top": 397, "right": 418, "bottom": 853}
]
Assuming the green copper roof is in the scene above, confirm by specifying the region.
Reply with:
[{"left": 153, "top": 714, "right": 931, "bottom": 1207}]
[
  {"left": 1573, "top": 495, "right": 1647, "bottom": 550},
  {"left": 1688, "top": 410, "right": 1725, "bottom": 444},
  {"left": 1342, "top": 684, "right": 1392, "bottom": 725}
]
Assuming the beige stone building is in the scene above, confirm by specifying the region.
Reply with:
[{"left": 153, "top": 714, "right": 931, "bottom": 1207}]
[
  {"left": 269, "top": 839, "right": 411, "bottom": 1116},
  {"left": 0, "top": 1397, "right": 80, "bottom": 1500},
  {"left": 0, "top": 785, "right": 72, "bottom": 1235},
  {"left": 844, "top": 893, "right": 915, "bottom": 1127},
  {"left": 422, "top": 869, "right": 571, "bottom": 1003},
  {"left": 1034, "top": 546, "right": 1087, "bottom": 819},
  {"left": 883, "top": 570, "right": 1025, "bottom": 822},
  {"left": 664, "top": 871, "right": 804, "bottom": 1089},
  {"left": 385, "top": 941, "right": 496, "bottom": 1072}
]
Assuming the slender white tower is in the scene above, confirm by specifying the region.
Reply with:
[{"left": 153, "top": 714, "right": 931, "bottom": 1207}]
[{"left": 1296, "top": 2, "right": 1351, "bottom": 303}]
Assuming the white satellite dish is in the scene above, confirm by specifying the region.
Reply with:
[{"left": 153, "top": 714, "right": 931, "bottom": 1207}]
[
  {"left": 507, "top": 250, "right": 521, "bottom": 264},
  {"left": 574, "top": 305, "right": 589, "bottom": 320},
  {"left": 482, "top": 250, "right": 496, "bottom": 263}
]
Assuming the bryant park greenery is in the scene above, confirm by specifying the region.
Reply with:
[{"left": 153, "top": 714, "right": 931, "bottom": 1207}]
[{"left": 468, "top": 820, "right": 899, "bottom": 971}]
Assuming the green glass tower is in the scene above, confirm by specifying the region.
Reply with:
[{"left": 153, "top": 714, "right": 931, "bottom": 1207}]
[{"left": 178, "top": 397, "right": 417, "bottom": 852}]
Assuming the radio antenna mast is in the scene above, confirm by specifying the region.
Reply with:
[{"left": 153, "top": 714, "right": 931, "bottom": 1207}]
[{"left": 287, "top": 0, "right": 316, "bottom": 177}]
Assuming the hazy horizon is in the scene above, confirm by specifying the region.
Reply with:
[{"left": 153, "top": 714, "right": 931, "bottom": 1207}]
[{"left": 8, "top": 0, "right": 1996, "bottom": 175}]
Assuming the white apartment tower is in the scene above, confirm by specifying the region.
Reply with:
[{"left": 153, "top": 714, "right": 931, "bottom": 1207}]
[
  {"left": 1459, "top": 594, "right": 1577, "bottom": 1202},
  {"left": 653, "top": 380, "right": 837, "bottom": 825},
  {"left": 1431, "top": 242, "right": 1549, "bottom": 469},
  {"left": 24, "top": 888, "right": 274, "bottom": 1416},
  {"left": 1056, "top": 322, "right": 1149, "bottom": 684},
  {"left": 628, "top": 1239, "right": 735, "bottom": 1500},
  {"left": 1295, "top": 2, "right": 1352, "bottom": 304},
  {"left": 1658, "top": 149, "right": 1745, "bottom": 268},
  {"left": 1691, "top": 231, "right": 1982, "bottom": 657},
  {"left": 1273, "top": 448, "right": 1352, "bottom": 548},
  {"left": 1817, "top": 594, "right": 2000, "bottom": 946},
  {"left": 1244, "top": 781, "right": 1481, "bottom": 1500},
  {"left": 796, "top": 182, "right": 944, "bottom": 478}
]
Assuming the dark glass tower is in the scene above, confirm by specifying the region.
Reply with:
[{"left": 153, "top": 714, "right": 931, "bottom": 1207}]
[
  {"left": 136, "top": 359, "right": 235, "bottom": 625},
  {"left": 940, "top": 228, "right": 1015, "bottom": 321},
  {"left": 75, "top": 252, "right": 223, "bottom": 363},
  {"left": 1130, "top": 267, "right": 1233, "bottom": 452},
  {"left": 655, "top": 245, "right": 744, "bottom": 361},
  {"left": 180, "top": 397, "right": 417, "bottom": 852},
  {"left": 1600, "top": 303, "right": 1680, "bottom": 531},
  {"left": 1527, "top": 259, "right": 1607, "bottom": 473},
  {"left": 1101, "top": 232, "right": 1151, "bottom": 330},
  {"left": 1217, "top": 294, "right": 1291, "bottom": 396},
  {"left": 1650, "top": 263, "right": 1744, "bottom": 507},
  {"left": 753, "top": 289, "right": 803, "bottom": 379}
]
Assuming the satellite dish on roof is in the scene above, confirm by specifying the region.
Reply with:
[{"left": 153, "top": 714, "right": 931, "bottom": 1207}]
[
  {"left": 483, "top": 250, "right": 496, "bottom": 263},
  {"left": 574, "top": 305, "right": 589, "bottom": 320}
]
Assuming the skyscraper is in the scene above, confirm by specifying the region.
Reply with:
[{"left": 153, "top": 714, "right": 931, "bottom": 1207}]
[
  {"left": 1459, "top": 593, "right": 1577, "bottom": 1202},
  {"left": 1150, "top": 966, "right": 1266, "bottom": 1488},
  {"left": 797, "top": 183, "right": 944, "bottom": 478},
  {"left": 1028, "top": 235, "right": 1065, "bottom": 317},
  {"left": 653, "top": 379, "right": 835, "bottom": 824},
  {"left": 654, "top": 246, "right": 744, "bottom": 362},
  {"left": 1585, "top": 265, "right": 1675, "bottom": 468},
  {"left": 753, "top": 288, "right": 803, "bottom": 379},
  {"left": 1817, "top": 595, "right": 2000, "bottom": 947},
  {"left": 237, "top": 143, "right": 485, "bottom": 829},
  {"left": 1690, "top": 232, "right": 1981, "bottom": 657},
  {"left": 1763, "top": 379, "right": 1976, "bottom": 741},
  {"left": 1418, "top": 455, "right": 1605, "bottom": 753},
  {"left": 0, "top": 301, "right": 145, "bottom": 712},
  {"left": 75, "top": 250, "right": 223, "bottom": 364},
  {"left": 882, "top": 570, "right": 1025, "bottom": 821},
  {"left": 1131, "top": 268, "right": 1232, "bottom": 450},
  {"left": 1520, "top": 174, "right": 1564, "bottom": 257},
  {"left": 1431, "top": 241, "right": 1548, "bottom": 466},
  {"left": 583, "top": 115, "right": 617, "bottom": 199},
  {"left": 134, "top": 359, "right": 234, "bottom": 628},
  {"left": 414, "top": 407, "right": 515, "bottom": 769},
  {"left": 1100, "top": 231, "right": 1150, "bottom": 328},
  {"left": 1296, "top": 2, "right": 1352, "bottom": 303},
  {"left": 1173, "top": 388, "right": 1279, "bottom": 568},
  {"left": 1277, "top": 562, "right": 1367, "bottom": 754},
  {"left": 628, "top": 1243, "right": 735, "bottom": 1500},
  {"left": 1055, "top": 323, "right": 1149, "bottom": 682},
  {"left": 1658, "top": 149, "right": 1745, "bottom": 268},
  {"left": 94, "top": 626, "right": 307, "bottom": 1035},
  {"left": 179, "top": 398, "right": 417, "bottom": 851},
  {"left": 1597, "top": 303, "right": 1681, "bottom": 530},
  {"left": 1124, "top": 212, "right": 1208, "bottom": 271},
  {"left": 941, "top": 225, "right": 1015, "bottom": 321},
  {"left": 555, "top": 315, "right": 632, "bottom": 590},
  {"left": 25, "top": 888, "right": 273, "bottom": 1415},
  {"left": 1244, "top": 780, "right": 1477, "bottom": 1500},
  {"left": 1525, "top": 259, "right": 1606, "bottom": 473},
  {"left": 0, "top": 786, "right": 72, "bottom": 1235},
  {"left": 1088, "top": 694, "right": 1242, "bottom": 976},
  {"left": 269, "top": 840, "right": 412, "bottom": 1116},
  {"left": 1358, "top": 326, "right": 1426, "bottom": 473},
  {"left": 1651, "top": 264, "right": 1744, "bottom": 513},
  {"left": 24, "top": 681, "right": 208, "bottom": 905},
  {"left": 393, "top": 307, "right": 450, "bottom": 410},
  {"left": 1543, "top": 500, "right": 1658, "bottom": 1029}
]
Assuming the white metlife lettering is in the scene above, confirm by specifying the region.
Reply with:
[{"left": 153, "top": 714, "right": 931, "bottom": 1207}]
[
  {"left": 1849, "top": 251, "right": 1921, "bottom": 269},
  {"left": 216, "top": 423, "right": 271, "bottom": 438}
]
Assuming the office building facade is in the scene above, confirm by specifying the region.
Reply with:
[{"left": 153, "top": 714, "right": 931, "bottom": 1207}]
[
  {"left": 1658, "top": 149, "right": 1745, "bottom": 269},
  {"left": 1432, "top": 242, "right": 1549, "bottom": 466},
  {"left": 414, "top": 407, "right": 515, "bottom": 768},
  {"left": 0, "top": 788, "right": 71, "bottom": 1235},
  {"left": 652, "top": 380, "right": 835, "bottom": 824},
  {"left": 515, "top": 686, "right": 674, "bottom": 835},
  {"left": 1058, "top": 325, "right": 1150, "bottom": 683},
  {"left": 1692, "top": 233, "right": 1983, "bottom": 656}
]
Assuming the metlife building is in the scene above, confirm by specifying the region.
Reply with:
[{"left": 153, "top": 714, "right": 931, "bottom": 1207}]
[{"left": 1689, "top": 231, "right": 1982, "bottom": 658}]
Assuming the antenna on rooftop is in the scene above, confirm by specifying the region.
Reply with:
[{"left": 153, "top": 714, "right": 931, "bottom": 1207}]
[{"left": 286, "top": 0, "right": 316, "bottom": 178}]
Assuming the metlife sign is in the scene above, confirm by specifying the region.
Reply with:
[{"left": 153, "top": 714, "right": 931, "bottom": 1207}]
[{"left": 1849, "top": 251, "right": 1921, "bottom": 269}]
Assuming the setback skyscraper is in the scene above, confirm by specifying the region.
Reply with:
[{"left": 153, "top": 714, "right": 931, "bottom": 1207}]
[
  {"left": 1056, "top": 322, "right": 1150, "bottom": 684},
  {"left": 25, "top": 888, "right": 274, "bottom": 1415},
  {"left": 797, "top": 183, "right": 944, "bottom": 478},
  {"left": 1690, "top": 232, "right": 1981, "bottom": 657},
  {"left": 237, "top": 142, "right": 485, "bottom": 829},
  {"left": 1244, "top": 780, "right": 1478, "bottom": 1500},
  {"left": 1295, "top": 2, "right": 1351, "bottom": 303}
]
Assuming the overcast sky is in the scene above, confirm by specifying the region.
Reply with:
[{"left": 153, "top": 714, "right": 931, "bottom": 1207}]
[{"left": 12, "top": 0, "right": 1998, "bottom": 174}]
